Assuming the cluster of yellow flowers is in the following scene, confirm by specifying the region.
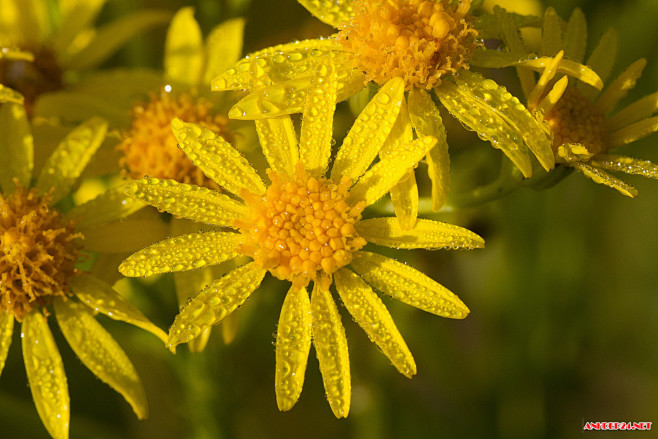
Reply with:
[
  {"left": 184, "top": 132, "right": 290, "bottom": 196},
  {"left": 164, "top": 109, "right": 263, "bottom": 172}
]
[{"left": 1, "top": 1, "right": 657, "bottom": 437}]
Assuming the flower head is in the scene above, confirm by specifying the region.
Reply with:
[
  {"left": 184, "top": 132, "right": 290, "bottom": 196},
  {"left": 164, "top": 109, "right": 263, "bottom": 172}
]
[
  {"left": 214, "top": 0, "right": 555, "bottom": 214},
  {"left": 120, "top": 77, "right": 483, "bottom": 417},
  {"left": 509, "top": 8, "right": 658, "bottom": 196},
  {"left": 0, "top": 0, "right": 170, "bottom": 114},
  {"left": 0, "top": 95, "right": 166, "bottom": 439}
]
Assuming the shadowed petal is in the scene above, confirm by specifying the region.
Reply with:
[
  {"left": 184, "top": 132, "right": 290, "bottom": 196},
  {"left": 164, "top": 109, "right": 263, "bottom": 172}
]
[
  {"left": 0, "top": 311, "right": 13, "bottom": 377},
  {"left": 203, "top": 18, "right": 245, "bottom": 84},
  {"left": 66, "top": 186, "right": 146, "bottom": 230},
  {"left": 255, "top": 116, "right": 299, "bottom": 176},
  {"left": 165, "top": 7, "right": 203, "bottom": 86},
  {"left": 0, "top": 102, "right": 33, "bottom": 193},
  {"left": 572, "top": 162, "right": 637, "bottom": 197}
]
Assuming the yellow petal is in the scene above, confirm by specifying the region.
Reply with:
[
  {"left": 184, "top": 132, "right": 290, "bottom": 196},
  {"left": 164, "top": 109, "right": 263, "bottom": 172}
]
[
  {"left": 221, "top": 312, "right": 240, "bottom": 345},
  {"left": 69, "top": 274, "right": 168, "bottom": 343},
  {"left": 515, "top": 57, "right": 603, "bottom": 90},
  {"left": 203, "top": 18, "right": 245, "bottom": 84},
  {"left": 228, "top": 78, "right": 310, "bottom": 119},
  {"left": 174, "top": 266, "right": 215, "bottom": 352},
  {"left": 35, "top": 117, "right": 107, "bottom": 205},
  {"left": 331, "top": 77, "right": 405, "bottom": 182},
  {"left": 536, "top": 75, "right": 568, "bottom": 116},
  {"left": 579, "top": 28, "right": 619, "bottom": 99},
  {"left": 0, "top": 311, "right": 13, "bottom": 376},
  {"left": 65, "top": 9, "right": 172, "bottom": 70},
  {"left": 22, "top": 311, "right": 69, "bottom": 439},
  {"left": 275, "top": 285, "right": 312, "bottom": 411},
  {"left": 310, "top": 282, "right": 350, "bottom": 418},
  {"left": 527, "top": 51, "right": 563, "bottom": 110},
  {"left": 165, "top": 7, "right": 203, "bottom": 86},
  {"left": 356, "top": 217, "right": 485, "bottom": 250},
  {"left": 0, "top": 49, "right": 34, "bottom": 61},
  {"left": 297, "top": 0, "right": 354, "bottom": 27},
  {"left": 54, "top": 298, "right": 148, "bottom": 419},
  {"left": 348, "top": 136, "right": 436, "bottom": 207},
  {"left": 334, "top": 268, "right": 416, "bottom": 378},
  {"left": 15, "top": 0, "right": 50, "bottom": 45},
  {"left": 492, "top": 6, "right": 527, "bottom": 56},
  {"left": 389, "top": 170, "right": 418, "bottom": 231},
  {"left": 590, "top": 155, "right": 658, "bottom": 180},
  {"left": 540, "top": 7, "right": 563, "bottom": 57},
  {"left": 608, "top": 91, "right": 658, "bottom": 131},
  {"left": 475, "top": 7, "right": 541, "bottom": 40},
  {"left": 408, "top": 89, "right": 450, "bottom": 211},
  {"left": 437, "top": 72, "right": 554, "bottom": 175},
  {"left": 255, "top": 116, "right": 299, "bottom": 176},
  {"left": 299, "top": 62, "right": 338, "bottom": 176},
  {"left": 82, "top": 215, "right": 170, "bottom": 253},
  {"left": 171, "top": 118, "right": 266, "bottom": 196},
  {"left": 122, "top": 177, "right": 246, "bottom": 226},
  {"left": 595, "top": 59, "right": 647, "bottom": 115},
  {"left": 572, "top": 162, "right": 637, "bottom": 197},
  {"left": 608, "top": 116, "right": 658, "bottom": 148},
  {"left": 168, "top": 262, "right": 266, "bottom": 349},
  {"left": 563, "top": 8, "right": 587, "bottom": 62},
  {"left": 0, "top": 84, "right": 24, "bottom": 104},
  {"left": 52, "top": 0, "right": 106, "bottom": 55},
  {"left": 351, "top": 251, "right": 470, "bottom": 318},
  {"left": 66, "top": 186, "right": 146, "bottom": 230},
  {"left": 0, "top": 102, "right": 33, "bottom": 193},
  {"left": 120, "top": 231, "right": 242, "bottom": 277}
]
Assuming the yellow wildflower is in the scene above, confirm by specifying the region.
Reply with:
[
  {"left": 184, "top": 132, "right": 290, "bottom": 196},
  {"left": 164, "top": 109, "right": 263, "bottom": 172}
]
[
  {"left": 119, "top": 75, "right": 483, "bottom": 418},
  {"left": 0, "top": 93, "right": 166, "bottom": 439},
  {"left": 213, "top": 0, "right": 556, "bottom": 217},
  {"left": 495, "top": 7, "right": 658, "bottom": 196},
  {"left": 0, "top": 0, "right": 170, "bottom": 115}
]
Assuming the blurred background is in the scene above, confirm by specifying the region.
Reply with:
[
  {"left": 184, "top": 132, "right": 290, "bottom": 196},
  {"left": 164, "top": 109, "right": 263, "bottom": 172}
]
[{"left": 1, "top": 0, "right": 657, "bottom": 437}]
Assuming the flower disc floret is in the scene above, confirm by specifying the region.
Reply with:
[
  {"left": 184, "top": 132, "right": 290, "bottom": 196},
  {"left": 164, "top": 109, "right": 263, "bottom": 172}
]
[
  {"left": 339, "top": 0, "right": 479, "bottom": 90},
  {"left": 235, "top": 165, "right": 367, "bottom": 288},
  {"left": 545, "top": 86, "right": 607, "bottom": 155},
  {"left": 0, "top": 185, "right": 82, "bottom": 320},
  {"left": 118, "top": 90, "right": 231, "bottom": 188}
]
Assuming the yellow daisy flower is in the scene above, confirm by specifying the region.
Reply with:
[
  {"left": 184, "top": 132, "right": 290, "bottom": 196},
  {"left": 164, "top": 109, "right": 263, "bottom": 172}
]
[
  {"left": 0, "top": 0, "right": 171, "bottom": 115},
  {"left": 0, "top": 94, "right": 166, "bottom": 439},
  {"left": 213, "top": 0, "right": 558, "bottom": 216},
  {"left": 119, "top": 75, "right": 484, "bottom": 418},
  {"left": 490, "top": 7, "right": 658, "bottom": 196},
  {"left": 36, "top": 7, "right": 251, "bottom": 350}
]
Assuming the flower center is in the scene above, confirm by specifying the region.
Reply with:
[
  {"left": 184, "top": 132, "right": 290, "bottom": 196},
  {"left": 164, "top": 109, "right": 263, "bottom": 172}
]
[
  {"left": 118, "top": 90, "right": 231, "bottom": 188},
  {"left": 0, "top": 46, "right": 63, "bottom": 116},
  {"left": 339, "top": 0, "right": 479, "bottom": 90},
  {"left": 545, "top": 86, "right": 608, "bottom": 155},
  {"left": 235, "top": 165, "right": 367, "bottom": 288},
  {"left": 0, "top": 185, "right": 82, "bottom": 320}
]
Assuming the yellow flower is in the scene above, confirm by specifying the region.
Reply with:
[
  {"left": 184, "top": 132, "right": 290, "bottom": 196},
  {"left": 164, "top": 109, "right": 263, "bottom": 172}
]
[
  {"left": 35, "top": 7, "right": 251, "bottom": 350},
  {"left": 492, "top": 7, "right": 658, "bottom": 196},
  {"left": 213, "top": 0, "right": 556, "bottom": 216},
  {"left": 0, "top": 94, "right": 166, "bottom": 439},
  {"left": 0, "top": 0, "right": 171, "bottom": 115},
  {"left": 119, "top": 76, "right": 484, "bottom": 418}
]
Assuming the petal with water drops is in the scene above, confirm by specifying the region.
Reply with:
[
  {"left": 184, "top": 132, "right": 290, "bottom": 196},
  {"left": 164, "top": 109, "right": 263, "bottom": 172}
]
[
  {"left": 66, "top": 186, "right": 146, "bottom": 230},
  {"left": 255, "top": 116, "right": 299, "bottom": 176},
  {"left": 0, "top": 311, "right": 13, "bottom": 377},
  {"left": 311, "top": 282, "right": 350, "bottom": 418},
  {"left": 0, "top": 102, "right": 33, "bottom": 193},
  {"left": 351, "top": 251, "right": 470, "bottom": 318},
  {"left": 275, "top": 285, "right": 312, "bottom": 411},
  {"left": 595, "top": 59, "right": 647, "bottom": 115},
  {"left": 168, "top": 262, "right": 266, "bottom": 349},
  {"left": 54, "top": 298, "right": 148, "bottom": 419},
  {"left": 572, "top": 162, "right": 637, "bottom": 197},
  {"left": 22, "top": 311, "right": 69, "bottom": 439},
  {"left": 356, "top": 217, "right": 484, "bottom": 250},
  {"left": 297, "top": 0, "right": 354, "bottom": 28},
  {"left": 589, "top": 155, "right": 658, "bottom": 180},
  {"left": 334, "top": 268, "right": 416, "bottom": 378}
]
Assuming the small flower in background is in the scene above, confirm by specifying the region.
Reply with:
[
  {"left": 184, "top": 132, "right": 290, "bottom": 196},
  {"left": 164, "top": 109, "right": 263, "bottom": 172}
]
[
  {"left": 510, "top": 8, "right": 658, "bottom": 196},
  {"left": 119, "top": 76, "right": 483, "bottom": 417},
  {"left": 0, "top": 92, "right": 166, "bottom": 439},
  {"left": 213, "top": 0, "right": 557, "bottom": 217},
  {"left": 0, "top": 0, "right": 171, "bottom": 115}
]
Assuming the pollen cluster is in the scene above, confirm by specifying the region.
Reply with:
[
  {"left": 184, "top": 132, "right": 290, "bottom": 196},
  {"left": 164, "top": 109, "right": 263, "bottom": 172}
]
[
  {"left": 118, "top": 90, "right": 231, "bottom": 188},
  {"left": 339, "top": 0, "right": 479, "bottom": 90},
  {"left": 545, "top": 86, "right": 608, "bottom": 155},
  {"left": 0, "top": 186, "right": 82, "bottom": 320},
  {"left": 0, "top": 46, "right": 63, "bottom": 116},
  {"left": 235, "top": 165, "right": 367, "bottom": 288}
]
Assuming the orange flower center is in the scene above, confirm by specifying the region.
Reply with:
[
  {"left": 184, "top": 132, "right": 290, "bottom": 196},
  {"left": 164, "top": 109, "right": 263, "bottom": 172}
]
[
  {"left": 0, "top": 185, "right": 82, "bottom": 320},
  {"left": 118, "top": 90, "right": 231, "bottom": 189},
  {"left": 235, "top": 165, "right": 367, "bottom": 288},
  {"left": 0, "top": 46, "right": 63, "bottom": 116},
  {"left": 339, "top": 0, "right": 479, "bottom": 90},
  {"left": 545, "top": 86, "right": 608, "bottom": 155}
]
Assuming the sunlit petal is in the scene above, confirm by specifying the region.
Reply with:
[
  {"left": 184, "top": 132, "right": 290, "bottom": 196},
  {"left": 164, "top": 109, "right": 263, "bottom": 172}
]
[{"left": 255, "top": 116, "right": 299, "bottom": 176}]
